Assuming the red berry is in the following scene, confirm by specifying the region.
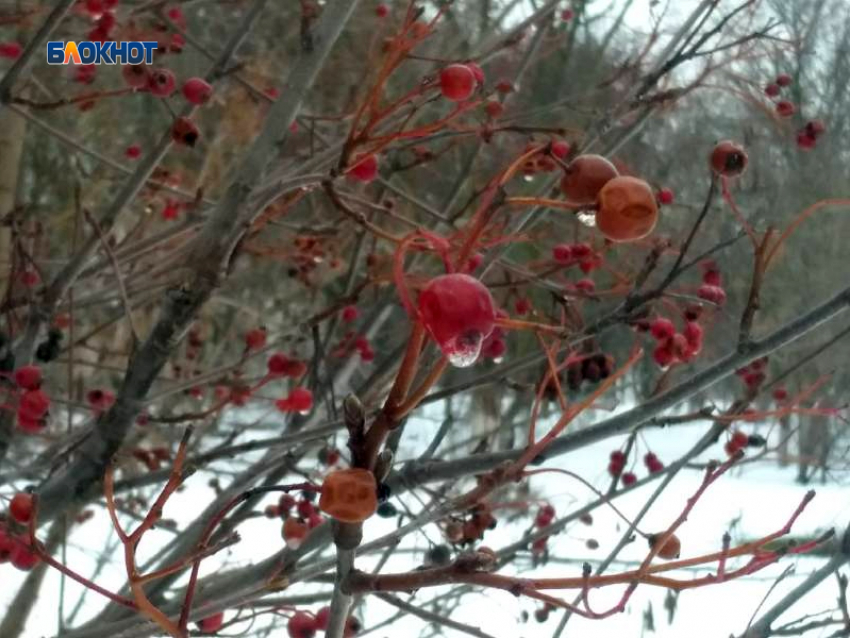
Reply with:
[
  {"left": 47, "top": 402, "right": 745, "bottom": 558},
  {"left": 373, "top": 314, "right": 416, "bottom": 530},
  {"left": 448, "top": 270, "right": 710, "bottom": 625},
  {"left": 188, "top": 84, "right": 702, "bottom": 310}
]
[
  {"left": 607, "top": 460, "right": 624, "bottom": 477},
  {"left": 279, "top": 493, "right": 297, "bottom": 511},
  {"left": 561, "top": 8, "right": 574, "bottom": 21},
  {"left": 19, "top": 389, "right": 50, "bottom": 420},
  {"left": 776, "top": 100, "right": 795, "bottom": 118},
  {"left": 571, "top": 243, "right": 592, "bottom": 259},
  {"left": 245, "top": 327, "right": 267, "bottom": 351},
  {"left": 621, "top": 472, "right": 637, "bottom": 486},
  {"left": 764, "top": 83, "right": 780, "bottom": 97},
  {"left": 649, "top": 317, "right": 675, "bottom": 341},
  {"left": 483, "top": 100, "right": 504, "bottom": 118},
  {"left": 796, "top": 131, "right": 817, "bottom": 150},
  {"left": 315, "top": 607, "right": 331, "bottom": 631},
  {"left": 125, "top": 144, "right": 142, "bottom": 159},
  {"left": 466, "top": 62, "right": 485, "bottom": 85},
  {"left": 0, "top": 41, "right": 22, "bottom": 59},
  {"left": 730, "top": 430, "right": 748, "bottom": 449},
  {"left": 773, "top": 387, "right": 788, "bottom": 401},
  {"left": 147, "top": 68, "right": 176, "bottom": 97},
  {"left": 776, "top": 73, "right": 792, "bottom": 87},
  {"left": 724, "top": 440, "right": 739, "bottom": 456},
  {"left": 264, "top": 504, "right": 280, "bottom": 518},
  {"left": 87, "top": 388, "right": 115, "bottom": 411},
  {"left": 197, "top": 612, "right": 225, "bottom": 633},
  {"left": 683, "top": 321, "right": 703, "bottom": 348},
  {"left": 710, "top": 140, "right": 748, "bottom": 178},
  {"left": 341, "top": 305, "right": 359, "bottom": 322},
  {"left": 697, "top": 284, "right": 726, "bottom": 305},
  {"left": 10, "top": 538, "right": 39, "bottom": 571},
  {"left": 9, "top": 493, "right": 34, "bottom": 524},
  {"left": 702, "top": 267, "right": 722, "bottom": 286},
  {"left": 552, "top": 243, "right": 573, "bottom": 263},
  {"left": 14, "top": 365, "right": 42, "bottom": 390},
  {"left": 182, "top": 77, "right": 213, "bottom": 105},
  {"left": 652, "top": 343, "right": 675, "bottom": 368},
  {"left": 439, "top": 64, "right": 476, "bottom": 101},
  {"left": 550, "top": 140, "right": 570, "bottom": 159},
  {"left": 288, "top": 611, "right": 317, "bottom": 638},
  {"left": 514, "top": 297, "right": 531, "bottom": 315},
  {"left": 375, "top": 4, "right": 389, "bottom": 18},
  {"left": 267, "top": 353, "right": 306, "bottom": 378},
  {"left": 805, "top": 119, "right": 826, "bottom": 138},
  {"left": 657, "top": 188, "right": 674, "bottom": 205},
  {"left": 348, "top": 154, "right": 378, "bottom": 182},
  {"left": 418, "top": 274, "right": 497, "bottom": 367},
  {"left": 276, "top": 387, "right": 314, "bottom": 413},
  {"left": 610, "top": 450, "right": 626, "bottom": 464},
  {"left": 574, "top": 278, "right": 595, "bottom": 293}
]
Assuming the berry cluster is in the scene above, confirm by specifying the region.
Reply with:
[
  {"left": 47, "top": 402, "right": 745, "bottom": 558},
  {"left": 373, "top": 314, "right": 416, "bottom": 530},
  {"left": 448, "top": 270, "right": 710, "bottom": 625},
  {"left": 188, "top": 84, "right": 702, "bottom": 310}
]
[
  {"left": 565, "top": 353, "right": 614, "bottom": 391},
  {"left": 642, "top": 314, "right": 703, "bottom": 368}
]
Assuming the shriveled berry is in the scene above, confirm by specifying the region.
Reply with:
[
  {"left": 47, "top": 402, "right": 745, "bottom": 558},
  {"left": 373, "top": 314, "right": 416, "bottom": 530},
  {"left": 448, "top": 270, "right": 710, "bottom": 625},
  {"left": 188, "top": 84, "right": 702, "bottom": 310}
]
[
  {"left": 710, "top": 140, "right": 748, "bottom": 178},
  {"left": 595, "top": 176, "right": 659, "bottom": 242},
  {"left": 560, "top": 154, "right": 618, "bottom": 205},
  {"left": 171, "top": 116, "right": 199, "bottom": 147},
  {"left": 182, "top": 77, "right": 212, "bottom": 105},
  {"left": 418, "top": 274, "right": 496, "bottom": 367},
  {"left": 439, "top": 64, "right": 476, "bottom": 101},
  {"left": 147, "top": 68, "right": 176, "bottom": 97}
]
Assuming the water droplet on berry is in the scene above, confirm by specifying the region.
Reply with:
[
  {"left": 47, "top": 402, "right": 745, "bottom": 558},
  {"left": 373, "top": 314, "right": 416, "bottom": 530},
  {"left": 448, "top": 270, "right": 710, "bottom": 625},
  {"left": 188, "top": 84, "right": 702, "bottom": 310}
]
[
  {"left": 444, "top": 330, "right": 484, "bottom": 368},
  {"left": 576, "top": 210, "right": 597, "bottom": 227}
]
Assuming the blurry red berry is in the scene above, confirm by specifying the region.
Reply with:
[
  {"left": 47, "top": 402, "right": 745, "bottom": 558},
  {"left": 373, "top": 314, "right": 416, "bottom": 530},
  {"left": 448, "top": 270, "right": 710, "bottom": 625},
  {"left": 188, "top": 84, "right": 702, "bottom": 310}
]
[
  {"left": 14, "top": 366, "right": 42, "bottom": 390},
  {"left": 147, "top": 68, "right": 176, "bottom": 97},
  {"left": 0, "top": 41, "right": 23, "bottom": 59},
  {"left": 197, "top": 612, "right": 225, "bottom": 633},
  {"left": 649, "top": 317, "right": 675, "bottom": 341},
  {"left": 621, "top": 472, "right": 637, "bottom": 486},
  {"left": 348, "top": 154, "right": 378, "bottom": 182},
  {"left": 9, "top": 493, "right": 34, "bottom": 524},
  {"left": 182, "top": 77, "right": 213, "bottom": 105},
  {"left": 764, "top": 83, "right": 780, "bottom": 97},
  {"left": 657, "top": 188, "right": 674, "bottom": 205},
  {"left": 776, "top": 73, "right": 792, "bottom": 87},
  {"left": 288, "top": 612, "right": 318, "bottom": 638},
  {"left": 245, "top": 327, "right": 267, "bottom": 351},
  {"left": 776, "top": 100, "right": 795, "bottom": 118}
]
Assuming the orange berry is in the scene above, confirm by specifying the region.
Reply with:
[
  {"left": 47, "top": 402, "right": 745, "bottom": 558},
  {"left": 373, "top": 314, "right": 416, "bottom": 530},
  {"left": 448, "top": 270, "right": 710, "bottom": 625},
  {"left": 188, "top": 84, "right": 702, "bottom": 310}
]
[
  {"left": 595, "top": 176, "right": 659, "bottom": 242},
  {"left": 318, "top": 469, "right": 378, "bottom": 523},
  {"left": 648, "top": 532, "right": 681, "bottom": 559},
  {"left": 560, "top": 154, "right": 619, "bottom": 204}
]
